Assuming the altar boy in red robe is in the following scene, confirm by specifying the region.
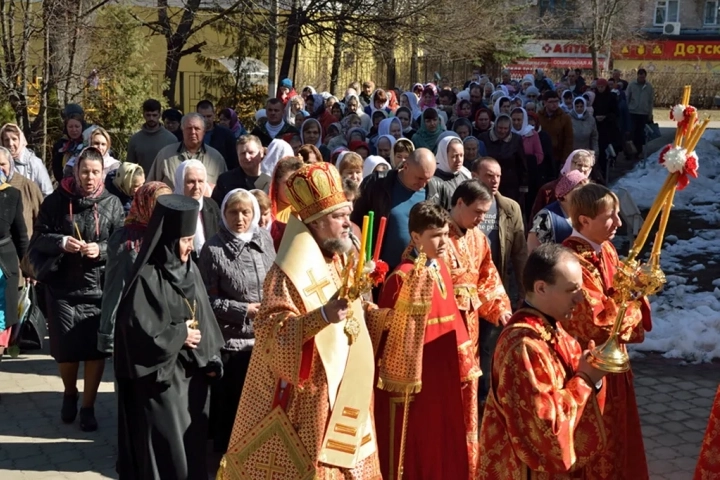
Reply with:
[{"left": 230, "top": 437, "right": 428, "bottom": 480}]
[
  {"left": 479, "top": 244, "right": 608, "bottom": 479},
  {"left": 562, "top": 183, "right": 652, "bottom": 480},
  {"left": 375, "top": 201, "right": 480, "bottom": 480},
  {"left": 694, "top": 386, "right": 720, "bottom": 479}
]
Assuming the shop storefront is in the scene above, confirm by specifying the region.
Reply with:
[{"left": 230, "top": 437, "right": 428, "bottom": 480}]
[
  {"left": 614, "top": 40, "right": 720, "bottom": 73},
  {"left": 509, "top": 40, "right": 609, "bottom": 76}
]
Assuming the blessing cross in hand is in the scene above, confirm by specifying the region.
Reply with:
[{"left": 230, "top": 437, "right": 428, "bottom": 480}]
[
  {"left": 256, "top": 452, "right": 286, "bottom": 480},
  {"left": 304, "top": 269, "right": 331, "bottom": 304}
]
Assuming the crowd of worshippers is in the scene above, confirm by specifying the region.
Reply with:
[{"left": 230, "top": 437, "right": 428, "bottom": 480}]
[{"left": 0, "top": 68, "right": 653, "bottom": 477}]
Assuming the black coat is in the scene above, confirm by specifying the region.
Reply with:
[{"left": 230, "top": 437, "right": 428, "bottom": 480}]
[
  {"left": 194, "top": 197, "right": 220, "bottom": 263},
  {"left": 593, "top": 89, "right": 620, "bottom": 148},
  {"left": 478, "top": 131, "right": 529, "bottom": 203},
  {"left": 211, "top": 169, "right": 271, "bottom": 206},
  {"left": 0, "top": 186, "right": 28, "bottom": 329},
  {"left": 207, "top": 125, "right": 240, "bottom": 171},
  {"left": 29, "top": 185, "right": 124, "bottom": 362},
  {"left": 250, "top": 121, "right": 299, "bottom": 147}
]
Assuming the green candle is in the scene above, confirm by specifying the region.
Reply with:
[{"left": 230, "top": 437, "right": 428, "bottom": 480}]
[{"left": 367, "top": 211, "right": 374, "bottom": 262}]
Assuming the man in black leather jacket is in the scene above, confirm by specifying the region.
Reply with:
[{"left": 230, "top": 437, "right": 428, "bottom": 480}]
[{"left": 351, "top": 148, "right": 452, "bottom": 270}]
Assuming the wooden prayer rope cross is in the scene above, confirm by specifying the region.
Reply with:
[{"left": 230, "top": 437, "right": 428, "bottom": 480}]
[
  {"left": 256, "top": 452, "right": 286, "bottom": 480},
  {"left": 303, "top": 270, "right": 332, "bottom": 304}
]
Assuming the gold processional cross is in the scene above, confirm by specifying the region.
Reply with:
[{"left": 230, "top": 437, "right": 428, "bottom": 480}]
[
  {"left": 256, "top": 452, "right": 286, "bottom": 480},
  {"left": 303, "top": 270, "right": 332, "bottom": 304}
]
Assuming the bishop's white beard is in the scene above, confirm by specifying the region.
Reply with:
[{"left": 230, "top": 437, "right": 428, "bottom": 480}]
[{"left": 320, "top": 235, "right": 353, "bottom": 255}]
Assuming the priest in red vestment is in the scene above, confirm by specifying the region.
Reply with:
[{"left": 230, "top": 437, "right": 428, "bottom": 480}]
[
  {"left": 375, "top": 201, "right": 481, "bottom": 480},
  {"left": 694, "top": 386, "right": 720, "bottom": 479},
  {"left": 562, "top": 184, "right": 651, "bottom": 480},
  {"left": 479, "top": 243, "right": 608, "bottom": 479},
  {"left": 443, "top": 179, "right": 512, "bottom": 477}
]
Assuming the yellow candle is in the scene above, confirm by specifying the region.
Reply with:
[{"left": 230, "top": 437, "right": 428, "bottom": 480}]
[
  {"left": 674, "top": 128, "right": 683, "bottom": 148},
  {"left": 630, "top": 173, "right": 676, "bottom": 260},
  {"left": 686, "top": 118, "right": 710, "bottom": 153},
  {"left": 651, "top": 187, "right": 676, "bottom": 258},
  {"left": 683, "top": 85, "right": 691, "bottom": 105},
  {"left": 356, "top": 215, "right": 369, "bottom": 280},
  {"left": 682, "top": 112, "right": 698, "bottom": 149}
]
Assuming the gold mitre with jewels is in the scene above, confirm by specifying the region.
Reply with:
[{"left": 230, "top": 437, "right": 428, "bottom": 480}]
[{"left": 285, "top": 162, "right": 351, "bottom": 224}]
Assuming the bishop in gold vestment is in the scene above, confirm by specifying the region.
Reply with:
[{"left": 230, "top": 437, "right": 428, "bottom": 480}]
[{"left": 220, "top": 162, "right": 392, "bottom": 480}]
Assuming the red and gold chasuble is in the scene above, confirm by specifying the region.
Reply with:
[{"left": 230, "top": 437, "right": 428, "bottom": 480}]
[
  {"left": 374, "top": 252, "right": 481, "bottom": 480},
  {"left": 444, "top": 221, "right": 512, "bottom": 354},
  {"left": 562, "top": 236, "right": 652, "bottom": 480},
  {"left": 222, "top": 217, "right": 392, "bottom": 480},
  {"left": 479, "top": 308, "right": 607, "bottom": 480},
  {"left": 443, "top": 221, "right": 511, "bottom": 476},
  {"left": 695, "top": 386, "right": 720, "bottom": 479}
]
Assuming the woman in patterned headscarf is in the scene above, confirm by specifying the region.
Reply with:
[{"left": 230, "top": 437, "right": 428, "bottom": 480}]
[
  {"left": 27, "top": 146, "right": 124, "bottom": 431},
  {"left": 97, "top": 181, "right": 172, "bottom": 355}
]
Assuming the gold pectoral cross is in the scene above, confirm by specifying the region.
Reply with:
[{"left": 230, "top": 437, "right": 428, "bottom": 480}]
[{"left": 183, "top": 298, "right": 198, "bottom": 329}]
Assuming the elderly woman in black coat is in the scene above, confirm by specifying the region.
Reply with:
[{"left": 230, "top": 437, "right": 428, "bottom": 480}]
[
  {"left": 28, "top": 147, "right": 123, "bottom": 431},
  {"left": 198, "top": 188, "right": 275, "bottom": 452},
  {"left": 478, "top": 114, "right": 529, "bottom": 206},
  {"left": 0, "top": 147, "right": 28, "bottom": 366}
]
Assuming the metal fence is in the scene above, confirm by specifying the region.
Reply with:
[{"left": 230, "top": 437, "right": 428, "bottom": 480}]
[
  {"left": 292, "top": 55, "right": 480, "bottom": 93},
  {"left": 156, "top": 62, "right": 720, "bottom": 110}
]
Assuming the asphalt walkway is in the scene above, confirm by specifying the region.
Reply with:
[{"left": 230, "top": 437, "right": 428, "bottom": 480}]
[{"left": 0, "top": 347, "right": 716, "bottom": 479}]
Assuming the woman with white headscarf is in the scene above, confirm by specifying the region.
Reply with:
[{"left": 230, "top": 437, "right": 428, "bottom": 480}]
[
  {"left": 510, "top": 106, "right": 544, "bottom": 215},
  {"left": 198, "top": 188, "right": 275, "bottom": 453},
  {"left": 377, "top": 117, "right": 403, "bottom": 140},
  {"left": 362, "top": 155, "right": 391, "bottom": 179},
  {"left": 344, "top": 93, "right": 372, "bottom": 131},
  {"left": 531, "top": 149, "right": 595, "bottom": 217},
  {"left": 569, "top": 97, "right": 599, "bottom": 158},
  {"left": 284, "top": 95, "right": 305, "bottom": 126},
  {"left": 493, "top": 96, "right": 512, "bottom": 118},
  {"left": 400, "top": 92, "right": 422, "bottom": 122},
  {"left": 174, "top": 159, "right": 220, "bottom": 256},
  {"left": 434, "top": 134, "right": 470, "bottom": 191},
  {"left": 374, "top": 135, "right": 396, "bottom": 163},
  {"left": 63, "top": 126, "right": 121, "bottom": 180},
  {"left": 0, "top": 123, "right": 54, "bottom": 196},
  {"left": 299, "top": 118, "right": 331, "bottom": 160},
  {"left": 260, "top": 139, "right": 295, "bottom": 176}
]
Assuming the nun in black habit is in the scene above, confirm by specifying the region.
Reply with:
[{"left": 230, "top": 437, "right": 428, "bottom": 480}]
[{"left": 114, "top": 194, "right": 224, "bottom": 480}]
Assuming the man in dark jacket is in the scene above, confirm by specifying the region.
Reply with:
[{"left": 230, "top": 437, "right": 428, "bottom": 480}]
[
  {"left": 538, "top": 91, "right": 574, "bottom": 168},
  {"left": 250, "top": 98, "right": 298, "bottom": 147},
  {"left": 197, "top": 100, "right": 240, "bottom": 170},
  {"left": 471, "top": 157, "right": 528, "bottom": 407},
  {"left": 212, "top": 134, "right": 271, "bottom": 206},
  {"left": 351, "top": 148, "right": 451, "bottom": 270},
  {"left": 593, "top": 78, "right": 619, "bottom": 174}
]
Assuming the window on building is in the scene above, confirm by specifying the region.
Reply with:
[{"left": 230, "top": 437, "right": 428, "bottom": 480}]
[
  {"left": 539, "top": 0, "right": 568, "bottom": 16},
  {"left": 655, "top": 0, "right": 680, "bottom": 25},
  {"left": 704, "top": 0, "right": 719, "bottom": 24}
]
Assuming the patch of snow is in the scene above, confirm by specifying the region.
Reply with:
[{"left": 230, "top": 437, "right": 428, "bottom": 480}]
[
  {"left": 627, "top": 228, "right": 720, "bottom": 363},
  {"left": 613, "top": 134, "right": 720, "bottom": 223},
  {"left": 631, "top": 286, "right": 720, "bottom": 364}
]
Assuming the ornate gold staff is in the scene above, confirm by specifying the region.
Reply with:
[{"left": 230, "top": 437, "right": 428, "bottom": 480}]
[{"left": 588, "top": 86, "right": 708, "bottom": 372}]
